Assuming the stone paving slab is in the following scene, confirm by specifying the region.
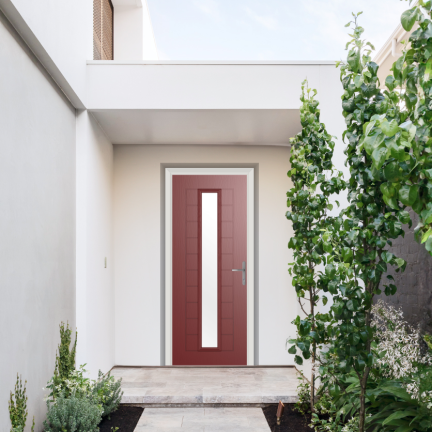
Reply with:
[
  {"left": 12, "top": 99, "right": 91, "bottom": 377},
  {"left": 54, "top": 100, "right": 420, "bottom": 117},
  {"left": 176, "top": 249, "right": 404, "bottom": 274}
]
[
  {"left": 113, "top": 367, "right": 299, "bottom": 405},
  {"left": 134, "top": 407, "right": 270, "bottom": 431}
]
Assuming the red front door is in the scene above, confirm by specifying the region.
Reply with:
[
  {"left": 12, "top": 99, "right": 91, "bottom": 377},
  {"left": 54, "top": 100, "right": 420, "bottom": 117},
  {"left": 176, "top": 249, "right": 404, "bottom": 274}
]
[{"left": 172, "top": 175, "right": 247, "bottom": 365}]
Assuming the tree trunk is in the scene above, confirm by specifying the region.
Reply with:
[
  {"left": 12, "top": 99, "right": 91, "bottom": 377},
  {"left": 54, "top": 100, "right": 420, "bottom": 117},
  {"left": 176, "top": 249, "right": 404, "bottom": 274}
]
[
  {"left": 358, "top": 383, "right": 366, "bottom": 432},
  {"left": 310, "top": 355, "right": 315, "bottom": 412},
  {"left": 309, "top": 280, "right": 315, "bottom": 413}
]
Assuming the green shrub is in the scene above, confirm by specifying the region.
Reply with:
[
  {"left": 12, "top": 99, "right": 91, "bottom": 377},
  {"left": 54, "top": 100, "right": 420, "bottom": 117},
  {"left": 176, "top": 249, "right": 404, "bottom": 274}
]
[
  {"left": 43, "top": 394, "right": 102, "bottom": 432},
  {"left": 91, "top": 370, "right": 123, "bottom": 417},
  {"left": 47, "top": 364, "right": 92, "bottom": 401},
  {"left": 48, "top": 323, "right": 77, "bottom": 400},
  {"left": 9, "top": 375, "right": 34, "bottom": 432},
  {"left": 294, "top": 378, "right": 311, "bottom": 416}
]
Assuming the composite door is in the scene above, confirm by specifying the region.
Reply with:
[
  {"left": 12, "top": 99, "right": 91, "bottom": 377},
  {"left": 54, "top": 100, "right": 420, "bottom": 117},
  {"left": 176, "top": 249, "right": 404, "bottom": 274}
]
[{"left": 173, "top": 175, "right": 247, "bottom": 365}]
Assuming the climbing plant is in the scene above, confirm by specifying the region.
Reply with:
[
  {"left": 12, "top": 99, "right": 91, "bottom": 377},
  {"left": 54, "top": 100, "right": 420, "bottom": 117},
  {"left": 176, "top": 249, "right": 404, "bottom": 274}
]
[
  {"left": 318, "top": 12, "right": 412, "bottom": 432},
  {"left": 286, "top": 80, "right": 345, "bottom": 412}
]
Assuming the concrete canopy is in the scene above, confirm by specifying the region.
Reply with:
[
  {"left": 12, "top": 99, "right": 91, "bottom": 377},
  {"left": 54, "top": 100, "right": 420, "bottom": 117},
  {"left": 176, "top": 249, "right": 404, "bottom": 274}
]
[{"left": 86, "top": 61, "right": 338, "bottom": 146}]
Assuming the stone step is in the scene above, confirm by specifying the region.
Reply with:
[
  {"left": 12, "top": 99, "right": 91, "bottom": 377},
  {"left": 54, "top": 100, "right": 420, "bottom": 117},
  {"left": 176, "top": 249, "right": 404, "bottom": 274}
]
[{"left": 111, "top": 366, "right": 299, "bottom": 406}]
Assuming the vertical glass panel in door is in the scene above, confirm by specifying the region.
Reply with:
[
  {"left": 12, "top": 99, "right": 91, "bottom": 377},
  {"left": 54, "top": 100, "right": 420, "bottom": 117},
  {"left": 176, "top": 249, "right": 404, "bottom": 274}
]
[{"left": 201, "top": 193, "right": 218, "bottom": 348}]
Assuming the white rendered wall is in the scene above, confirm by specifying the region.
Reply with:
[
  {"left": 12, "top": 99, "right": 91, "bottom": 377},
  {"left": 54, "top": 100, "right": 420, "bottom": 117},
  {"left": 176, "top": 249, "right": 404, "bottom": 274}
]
[
  {"left": 0, "top": 11, "right": 76, "bottom": 430},
  {"left": 1, "top": 0, "right": 93, "bottom": 104},
  {"left": 113, "top": 144, "right": 296, "bottom": 365},
  {"left": 114, "top": 6, "right": 144, "bottom": 61},
  {"left": 76, "top": 111, "right": 114, "bottom": 378},
  {"left": 86, "top": 63, "right": 334, "bottom": 110},
  {"left": 113, "top": 1, "right": 158, "bottom": 61}
]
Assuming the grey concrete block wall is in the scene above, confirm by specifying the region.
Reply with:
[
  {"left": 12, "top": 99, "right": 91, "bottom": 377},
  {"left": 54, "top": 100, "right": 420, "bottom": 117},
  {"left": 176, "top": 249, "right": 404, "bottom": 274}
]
[
  {"left": 0, "top": 10, "right": 76, "bottom": 431},
  {"left": 376, "top": 209, "right": 432, "bottom": 334}
]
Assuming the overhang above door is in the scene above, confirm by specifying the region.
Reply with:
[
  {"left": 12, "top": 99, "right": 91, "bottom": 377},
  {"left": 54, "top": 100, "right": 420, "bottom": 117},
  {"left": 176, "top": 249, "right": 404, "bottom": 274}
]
[{"left": 90, "top": 108, "right": 299, "bottom": 145}]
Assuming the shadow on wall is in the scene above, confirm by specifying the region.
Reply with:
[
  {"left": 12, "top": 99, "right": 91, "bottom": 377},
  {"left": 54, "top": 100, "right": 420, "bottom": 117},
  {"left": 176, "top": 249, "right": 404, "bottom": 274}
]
[{"left": 377, "top": 209, "right": 432, "bottom": 334}]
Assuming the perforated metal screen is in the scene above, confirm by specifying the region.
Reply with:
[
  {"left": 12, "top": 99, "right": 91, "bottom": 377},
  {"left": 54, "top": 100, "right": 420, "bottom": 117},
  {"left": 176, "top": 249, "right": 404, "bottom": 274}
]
[{"left": 93, "top": 0, "right": 114, "bottom": 60}]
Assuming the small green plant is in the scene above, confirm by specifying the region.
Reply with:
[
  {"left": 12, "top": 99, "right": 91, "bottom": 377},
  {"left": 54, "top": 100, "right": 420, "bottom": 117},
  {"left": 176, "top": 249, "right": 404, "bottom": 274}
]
[
  {"left": 91, "top": 370, "right": 123, "bottom": 418},
  {"left": 47, "top": 364, "right": 92, "bottom": 400},
  {"left": 9, "top": 374, "right": 34, "bottom": 432},
  {"left": 43, "top": 393, "right": 102, "bottom": 432},
  {"left": 294, "top": 378, "right": 311, "bottom": 416},
  {"left": 47, "top": 322, "right": 77, "bottom": 399},
  {"left": 310, "top": 391, "right": 344, "bottom": 432}
]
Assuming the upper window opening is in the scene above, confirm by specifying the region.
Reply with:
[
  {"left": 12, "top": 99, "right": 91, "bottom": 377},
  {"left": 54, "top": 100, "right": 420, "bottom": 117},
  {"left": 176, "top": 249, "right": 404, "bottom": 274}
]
[{"left": 93, "top": 0, "right": 114, "bottom": 60}]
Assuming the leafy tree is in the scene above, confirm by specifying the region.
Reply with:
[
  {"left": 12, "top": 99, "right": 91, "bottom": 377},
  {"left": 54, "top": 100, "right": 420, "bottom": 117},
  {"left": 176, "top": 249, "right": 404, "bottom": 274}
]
[
  {"left": 320, "top": 13, "right": 410, "bottom": 432},
  {"left": 286, "top": 80, "right": 345, "bottom": 411},
  {"left": 377, "top": 0, "right": 432, "bottom": 255}
]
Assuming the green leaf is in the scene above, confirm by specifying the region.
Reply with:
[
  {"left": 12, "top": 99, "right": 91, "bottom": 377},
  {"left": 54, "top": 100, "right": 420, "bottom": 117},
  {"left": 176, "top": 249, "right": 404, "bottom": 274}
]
[
  {"left": 425, "top": 58, "right": 432, "bottom": 82},
  {"left": 299, "top": 320, "right": 312, "bottom": 336},
  {"left": 347, "top": 49, "right": 361, "bottom": 73},
  {"left": 384, "top": 161, "right": 402, "bottom": 182},
  {"left": 381, "top": 119, "right": 399, "bottom": 137},
  {"left": 294, "top": 355, "right": 303, "bottom": 365},
  {"left": 325, "top": 264, "right": 336, "bottom": 279},
  {"left": 425, "top": 237, "right": 432, "bottom": 253},
  {"left": 395, "top": 258, "right": 406, "bottom": 269},
  {"left": 341, "top": 247, "right": 353, "bottom": 263},
  {"left": 347, "top": 299, "right": 358, "bottom": 311},
  {"left": 382, "top": 251, "right": 394, "bottom": 263},
  {"left": 288, "top": 345, "right": 297, "bottom": 355},
  {"left": 421, "top": 228, "right": 432, "bottom": 244},
  {"left": 399, "top": 185, "right": 419, "bottom": 206},
  {"left": 383, "top": 410, "right": 418, "bottom": 426},
  {"left": 398, "top": 210, "right": 411, "bottom": 225},
  {"left": 401, "top": 7, "right": 418, "bottom": 31},
  {"left": 323, "top": 242, "right": 333, "bottom": 253},
  {"left": 385, "top": 75, "right": 396, "bottom": 91},
  {"left": 364, "top": 132, "right": 385, "bottom": 155},
  {"left": 349, "top": 333, "right": 360, "bottom": 345},
  {"left": 322, "top": 296, "right": 328, "bottom": 306},
  {"left": 372, "top": 146, "right": 389, "bottom": 170},
  {"left": 394, "top": 426, "right": 414, "bottom": 432}
]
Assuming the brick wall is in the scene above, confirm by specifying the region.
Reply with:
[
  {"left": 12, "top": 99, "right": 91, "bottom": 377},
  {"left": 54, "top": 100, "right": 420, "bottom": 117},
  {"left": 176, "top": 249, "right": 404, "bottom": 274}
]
[{"left": 376, "top": 209, "right": 432, "bottom": 333}]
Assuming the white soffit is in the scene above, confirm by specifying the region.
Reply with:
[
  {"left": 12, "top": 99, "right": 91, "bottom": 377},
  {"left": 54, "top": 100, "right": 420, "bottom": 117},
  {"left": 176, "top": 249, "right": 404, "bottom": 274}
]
[{"left": 90, "top": 109, "right": 300, "bottom": 145}]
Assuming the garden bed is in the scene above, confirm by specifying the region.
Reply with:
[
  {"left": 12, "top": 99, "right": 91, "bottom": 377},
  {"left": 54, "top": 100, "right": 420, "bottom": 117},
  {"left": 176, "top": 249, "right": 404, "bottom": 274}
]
[
  {"left": 99, "top": 406, "right": 144, "bottom": 432},
  {"left": 262, "top": 404, "right": 312, "bottom": 432}
]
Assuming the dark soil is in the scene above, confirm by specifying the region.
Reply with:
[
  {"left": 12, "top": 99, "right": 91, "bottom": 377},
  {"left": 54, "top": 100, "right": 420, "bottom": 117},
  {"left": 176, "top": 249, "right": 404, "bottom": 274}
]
[
  {"left": 98, "top": 405, "right": 144, "bottom": 432},
  {"left": 262, "top": 404, "right": 313, "bottom": 432}
]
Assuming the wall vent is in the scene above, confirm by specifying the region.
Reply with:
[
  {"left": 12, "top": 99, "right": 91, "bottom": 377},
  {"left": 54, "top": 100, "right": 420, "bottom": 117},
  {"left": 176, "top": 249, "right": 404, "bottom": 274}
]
[{"left": 93, "top": 0, "right": 114, "bottom": 60}]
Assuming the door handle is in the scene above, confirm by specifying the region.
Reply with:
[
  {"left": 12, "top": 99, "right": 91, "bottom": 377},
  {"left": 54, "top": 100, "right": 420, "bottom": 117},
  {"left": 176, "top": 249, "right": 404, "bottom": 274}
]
[{"left": 232, "top": 261, "right": 246, "bottom": 285}]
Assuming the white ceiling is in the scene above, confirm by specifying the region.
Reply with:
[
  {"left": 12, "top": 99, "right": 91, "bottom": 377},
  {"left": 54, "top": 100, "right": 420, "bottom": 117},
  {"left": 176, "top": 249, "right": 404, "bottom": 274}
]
[{"left": 90, "top": 109, "right": 300, "bottom": 145}]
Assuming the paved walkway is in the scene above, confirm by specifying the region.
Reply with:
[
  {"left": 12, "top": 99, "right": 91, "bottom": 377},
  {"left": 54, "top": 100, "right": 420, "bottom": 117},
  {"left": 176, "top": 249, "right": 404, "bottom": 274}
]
[
  {"left": 112, "top": 366, "right": 299, "bottom": 404},
  {"left": 134, "top": 407, "right": 270, "bottom": 432}
]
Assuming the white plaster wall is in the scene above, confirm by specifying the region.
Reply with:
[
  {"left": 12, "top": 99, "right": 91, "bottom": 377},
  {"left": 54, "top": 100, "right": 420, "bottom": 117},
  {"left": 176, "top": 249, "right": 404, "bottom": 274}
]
[
  {"left": 86, "top": 63, "right": 333, "bottom": 110},
  {"left": 76, "top": 111, "right": 114, "bottom": 378},
  {"left": 142, "top": 0, "right": 158, "bottom": 60},
  {"left": 113, "top": 1, "right": 158, "bottom": 61},
  {"left": 113, "top": 145, "right": 296, "bottom": 365},
  {"left": 0, "top": 12, "right": 76, "bottom": 430},
  {"left": 114, "top": 6, "right": 144, "bottom": 61},
  {"left": 2, "top": 0, "right": 93, "bottom": 103}
]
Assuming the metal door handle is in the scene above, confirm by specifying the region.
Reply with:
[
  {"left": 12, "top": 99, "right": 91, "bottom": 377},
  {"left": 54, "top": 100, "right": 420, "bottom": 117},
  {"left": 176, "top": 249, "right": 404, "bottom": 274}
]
[{"left": 232, "top": 261, "right": 246, "bottom": 285}]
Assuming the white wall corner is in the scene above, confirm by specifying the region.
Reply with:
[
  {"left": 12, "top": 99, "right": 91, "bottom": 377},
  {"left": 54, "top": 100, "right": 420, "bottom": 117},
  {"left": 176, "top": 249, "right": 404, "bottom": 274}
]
[{"left": 76, "top": 110, "right": 89, "bottom": 369}]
